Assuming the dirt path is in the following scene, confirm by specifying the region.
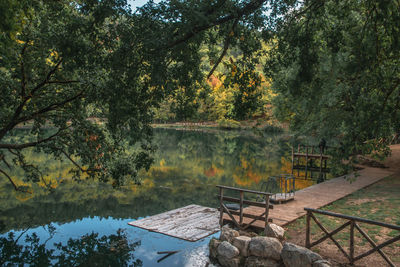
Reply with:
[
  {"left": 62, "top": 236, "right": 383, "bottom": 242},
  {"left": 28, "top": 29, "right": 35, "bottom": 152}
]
[{"left": 384, "top": 144, "right": 400, "bottom": 172}]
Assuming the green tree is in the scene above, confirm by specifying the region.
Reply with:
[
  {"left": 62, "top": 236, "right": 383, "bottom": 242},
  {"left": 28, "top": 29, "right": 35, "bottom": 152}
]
[
  {"left": 224, "top": 59, "right": 264, "bottom": 120},
  {"left": 0, "top": 0, "right": 283, "bottom": 190},
  {"left": 266, "top": 0, "right": 400, "bottom": 164},
  {"left": 169, "top": 86, "right": 200, "bottom": 121},
  {"left": 0, "top": 230, "right": 142, "bottom": 266},
  {"left": 0, "top": 0, "right": 158, "bottom": 190}
]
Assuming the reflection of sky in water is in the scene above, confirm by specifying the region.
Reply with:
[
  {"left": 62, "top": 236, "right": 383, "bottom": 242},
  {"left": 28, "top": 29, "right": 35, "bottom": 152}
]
[
  {"left": 1, "top": 216, "right": 219, "bottom": 266},
  {"left": 1, "top": 129, "right": 323, "bottom": 265}
]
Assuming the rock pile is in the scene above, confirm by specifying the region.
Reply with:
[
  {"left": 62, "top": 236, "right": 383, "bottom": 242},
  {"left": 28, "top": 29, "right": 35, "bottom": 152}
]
[{"left": 209, "top": 225, "right": 331, "bottom": 267}]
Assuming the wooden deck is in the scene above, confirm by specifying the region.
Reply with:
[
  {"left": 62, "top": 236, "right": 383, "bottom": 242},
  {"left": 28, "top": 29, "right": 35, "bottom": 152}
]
[
  {"left": 128, "top": 167, "right": 393, "bottom": 241},
  {"left": 223, "top": 167, "right": 393, "bottom": 229},
  {"left": 270, "top": 193, "right": 295, "bottom": 204},
  {"left": 293, "top": 152, "right": 331, "bottom": 159},
  {"left": 128, "top": 204, "right": 220, "bottom": 242}
]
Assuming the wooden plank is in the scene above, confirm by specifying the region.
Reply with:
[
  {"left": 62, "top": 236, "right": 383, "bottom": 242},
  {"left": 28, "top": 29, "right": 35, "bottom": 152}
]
[
  {"left": 293, "top": 153, "right": 331, "bottom": 159},
  {"left": 293, "top": 166, "right": 330, "bottom": 172},
  {"left": 353, "top": 235, "right": 400, "bottom": 263},
  {"left": 239, "top": 191, "right": 244, "bottom": 224},
  {"left": 354, "top": 222, "right": 396, "bottom": 267},
  {"left": 218, "top": 195, "right": 274, "bottom": 209},
  {"left": 219, "top": 187, "right": 224, "bottom": 226},
  {"left": 264, "top": 195, "right": 270, "bottom": 234},
  {"left": 223, "top": 167, "right": 393, "bottom": 229},
  {"left": 216, "top": 185, "right": 272, "bottom": 195},
  {"left": 310, "top": 212, "right": 350, "bottom": 261},
  {"left": 128, "top": 205, "right": 220, "bottom": 242},
  {"left": 309, "top": 220, "right": 351, "bottom": 248},
  {"left": 305, "top": 208, "right": 400, "bottom": 231},
  {"left": 131, "top": 204, "right": 206, "bottom": 230},
  {"left": 226, "top": 209, "right": 268, "bottom": 220}
]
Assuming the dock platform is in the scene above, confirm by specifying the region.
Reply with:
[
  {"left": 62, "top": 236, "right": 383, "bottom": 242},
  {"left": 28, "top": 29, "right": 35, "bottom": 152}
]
[
  {"left": 128, "top": 204, "right": 220, "bottom": 242},
  {"left": 129, "top": 167, "right": 393, "bottom": 241},
  {"left": 223, "top": 167, "right": 393, "bottom": 229}
]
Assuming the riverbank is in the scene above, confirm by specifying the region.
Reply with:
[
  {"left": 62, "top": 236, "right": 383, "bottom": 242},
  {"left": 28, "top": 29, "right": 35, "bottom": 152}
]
[
  {"left": 284, "top": 144, "right": 400, "bottom": 266},
  {"left": 152, "top": 119, "right": 286, "bottom": 133}
]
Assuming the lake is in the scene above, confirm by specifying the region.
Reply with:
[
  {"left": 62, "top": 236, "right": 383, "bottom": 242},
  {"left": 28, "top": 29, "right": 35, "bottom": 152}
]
[{"left": 0, "top": 128, "right": 315, "bottom": 266}]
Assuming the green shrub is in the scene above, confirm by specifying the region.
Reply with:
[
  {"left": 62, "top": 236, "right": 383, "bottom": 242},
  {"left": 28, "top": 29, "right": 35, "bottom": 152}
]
[{"left": 217, "top": 118, "right": 241, "bottom": 130}]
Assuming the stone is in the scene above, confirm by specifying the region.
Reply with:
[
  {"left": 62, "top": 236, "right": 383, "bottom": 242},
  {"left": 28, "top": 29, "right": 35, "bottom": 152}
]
[
  {"left": 217, "top": 256, "right": 241, "bottom": 267},
  {"left": 265, "top": 223, "right": 285, "bottom": 240},
  {"left": 313, "top": 260, "right": 331, "bottom": 267},
  {"left": 232, "top": 235, "right": 251, "bottom": 257},
  {"left": 217, "top": 241, "right": 240, "bottom": 259},
  {"left": 281, "top": 242, "right": 323, "bottom": 267},
  {"left": 239, "top": 230, "right": 259, "bottom": 238},
  {"left": 248, "top": 236, "right": 282, "bottom": 261},
  {"left": 245, "top": 256, "right": 280, "bottom": 267},
  {"left": 209, "top": 238, "right": 221, "bottom": 259},
  {"left": 220, "top": 225, "right": 239, "bottom": 243}
]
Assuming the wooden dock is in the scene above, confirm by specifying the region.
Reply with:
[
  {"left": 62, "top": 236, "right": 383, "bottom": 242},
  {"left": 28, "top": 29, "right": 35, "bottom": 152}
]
[
  {"left": 128, "top": 204, "right": 220, "bottom": 242},
  {"left": 223, "top": 167, "right": 393, "bottom": 229},
  {"left": 292, "top": 144, "right": 331, "bottom": 179},
  {"left": 128, "top": 167, "right": 393, "bottom": 241}
]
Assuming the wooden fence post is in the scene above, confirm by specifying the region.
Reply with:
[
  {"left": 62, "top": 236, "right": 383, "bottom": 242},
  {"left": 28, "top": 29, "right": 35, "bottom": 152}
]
[
  {"left": 306, "top": 210, "right": 311, "bottom": 248},
  {"left": 291, "top": 146, "right": 294, "bottom": 175},
  {"left": 297, "top": 144, "right": 300, "bottom": 177},
  {"left": 305, "top": 146, "right": 309, "bottom": 179},
  {"left": 239, "top": 191, "right": 244, "bottom": 225},
  {"left": 350, "top": 220, "right": 355, "bottom": 265},
  {"left": 219, "top": 187, "right": 224, "bottom": 226},
  {"left": 319, "top": 149, "right": 323, "bottom": 174},
  {"left": 264, "top": 195, "right": 270, "bottom": 235}
]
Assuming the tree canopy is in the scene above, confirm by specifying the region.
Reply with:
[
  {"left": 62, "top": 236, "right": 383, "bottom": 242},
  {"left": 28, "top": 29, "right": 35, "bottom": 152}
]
[
  {"left": 0, "top": 0, "right": 286, "bottom": 190},
  {"left": 267, "top": 0, "right": 400, "bottom": 163}
]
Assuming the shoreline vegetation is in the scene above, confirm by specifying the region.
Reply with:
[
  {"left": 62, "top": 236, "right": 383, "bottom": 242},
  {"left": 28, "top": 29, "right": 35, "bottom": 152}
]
[
  {"left": 153, "top": 118, "right": 287, "bottom": 133},
  {"left": 14, "top": 118, "right": 287, "bottom": 133}
]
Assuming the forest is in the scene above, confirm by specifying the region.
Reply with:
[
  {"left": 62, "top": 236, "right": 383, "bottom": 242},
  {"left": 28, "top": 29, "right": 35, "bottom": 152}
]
[{"left": 1, "top": 0, "right": 399, "bottom": 189}]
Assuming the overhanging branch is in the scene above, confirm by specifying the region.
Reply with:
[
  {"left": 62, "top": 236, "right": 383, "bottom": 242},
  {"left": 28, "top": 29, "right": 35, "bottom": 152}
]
[
  {"left": 16, "top": 91, "right": 84, "bottom": 124},
  {"left": 0, "top": 168, "right": 21, "bottom": 192},
  {"left": 47, "top": 80, "right": 80, "bottom": 84},
  {"left": 0, "top": 58, "right": 64, "bottom": 140},
  {"left": 0, "top": 128, "right": 65, "bottom": 150},
  {"left": 167, "top": 0, "right": 267, "bottom": 49},
  {"left": 207, "top": 19, "right": 239, "bottom": 79}
]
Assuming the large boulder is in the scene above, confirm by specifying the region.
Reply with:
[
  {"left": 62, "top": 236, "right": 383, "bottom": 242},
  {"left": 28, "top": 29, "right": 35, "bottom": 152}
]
[
  {"left": 209, "top": 238, "right": 221, "bottom": 259},
  {"left": 239, "top": 230, "right": 258, "bottom": 238},
  {"left": 220, "top": 225, "right": 240, "bottom": 243},
  {"left": 232, "top": 236, "right": 251, "bottom": 257},
  {"left": 217, "top": 255, "right": 241, "bottom": 267},
  {"left": 313, "top": 260, "right": 331, "bottom": 267},
  {"left": 244, "top": 256, "right": 280, "bottom": 267},
  {"left": 217, "top": 241, "right": 240, "bottom": 259},
  {"left": 248, "top": 236, "right": 282, "bottom": 261},
  {"left": 265, "top": 223, "right": 285, "bottom": 240},
  {"left": 281, "top": 242, "right": 323, "bottom": 267}
]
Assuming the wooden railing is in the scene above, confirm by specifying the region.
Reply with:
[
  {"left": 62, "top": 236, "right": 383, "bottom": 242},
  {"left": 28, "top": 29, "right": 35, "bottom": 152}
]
[
  {"left": 217, "top": 185, "right": 273, "bottom": 234},
  {"left": 305, "top": 208, "right": 400, "bottom": 267},
  {"left": 292, "top": 144, "right": 332, "bottom": 179}
]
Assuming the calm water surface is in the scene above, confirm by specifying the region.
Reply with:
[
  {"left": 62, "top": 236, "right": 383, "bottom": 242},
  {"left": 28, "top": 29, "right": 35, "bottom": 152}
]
[{"left": 0, "top": 128, "right": 313, "bottom": 266}]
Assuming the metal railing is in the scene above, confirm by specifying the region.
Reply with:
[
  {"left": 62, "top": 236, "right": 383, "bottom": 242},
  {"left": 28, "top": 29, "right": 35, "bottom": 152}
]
[{"left": 259, "top": 174, "right": 295, "bottom": 203}]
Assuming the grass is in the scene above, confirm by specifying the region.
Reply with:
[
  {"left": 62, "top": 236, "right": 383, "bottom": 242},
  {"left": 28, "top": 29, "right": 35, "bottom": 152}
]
[{"left": 285, "top": 175, "right": 400, "bottom": 265}]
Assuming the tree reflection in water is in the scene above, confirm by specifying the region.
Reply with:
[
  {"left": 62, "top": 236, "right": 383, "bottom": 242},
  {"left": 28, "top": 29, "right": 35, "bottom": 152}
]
[
  {"left": 0, "top": 129, "right": 299, "bottom": 266},
  {"left": 0, "top": 229, "right": 142, "bottom": 266}
]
